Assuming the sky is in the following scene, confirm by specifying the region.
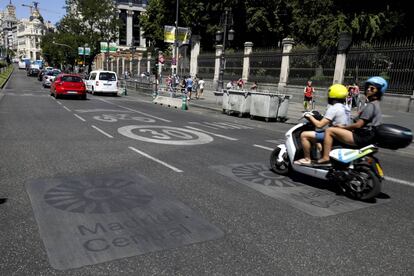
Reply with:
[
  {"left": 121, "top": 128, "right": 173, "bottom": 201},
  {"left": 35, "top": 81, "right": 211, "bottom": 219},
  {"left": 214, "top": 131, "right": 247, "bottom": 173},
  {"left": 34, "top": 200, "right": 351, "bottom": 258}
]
[{"left": 3, "top": 0, "right": 67, "bottom": 25}]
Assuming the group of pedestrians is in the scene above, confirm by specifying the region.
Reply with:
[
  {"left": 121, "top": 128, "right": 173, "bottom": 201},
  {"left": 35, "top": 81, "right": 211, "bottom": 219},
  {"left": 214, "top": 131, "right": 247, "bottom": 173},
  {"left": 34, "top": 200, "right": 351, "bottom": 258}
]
[
  {"left": 295, "top": 76, "right": 388, "bottom": 166},
  {"left": 303, "top": 80, "right": 363, "bottom": 112},
  {"left": 165, "top": 74, "right": 205, "bottom": 101},
  {"left": 226, "top": 78, "right": 258, "bottom": 90}
]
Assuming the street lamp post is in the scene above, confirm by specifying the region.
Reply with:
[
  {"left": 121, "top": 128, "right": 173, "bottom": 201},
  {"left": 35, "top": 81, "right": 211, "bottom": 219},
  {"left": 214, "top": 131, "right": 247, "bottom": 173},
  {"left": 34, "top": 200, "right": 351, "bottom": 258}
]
[
  {"left": 130, "top": 37, "right": 136, "bottom": 77},
  {"left": 216, "top": 8, "right": 235, "bottom": 91},
  {"left": 52, "top": 41, "right": 74, "bottom": 71}
]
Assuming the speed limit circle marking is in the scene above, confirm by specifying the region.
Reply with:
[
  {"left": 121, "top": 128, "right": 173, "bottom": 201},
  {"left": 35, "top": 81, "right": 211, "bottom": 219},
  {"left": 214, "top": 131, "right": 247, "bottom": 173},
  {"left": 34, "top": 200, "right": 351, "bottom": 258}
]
[{"left": 118, "top": 125, "right": 214, "bottom": 145}]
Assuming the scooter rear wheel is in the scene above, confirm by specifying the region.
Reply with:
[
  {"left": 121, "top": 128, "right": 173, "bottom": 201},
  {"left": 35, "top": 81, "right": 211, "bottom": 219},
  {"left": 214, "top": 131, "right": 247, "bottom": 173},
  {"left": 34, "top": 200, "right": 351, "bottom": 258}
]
[
  {"left": 346, "top": 165, "right": 381, "bottom": 200},
  {"left": 270, "top": 147, "right": 290, "bottom": 175}
]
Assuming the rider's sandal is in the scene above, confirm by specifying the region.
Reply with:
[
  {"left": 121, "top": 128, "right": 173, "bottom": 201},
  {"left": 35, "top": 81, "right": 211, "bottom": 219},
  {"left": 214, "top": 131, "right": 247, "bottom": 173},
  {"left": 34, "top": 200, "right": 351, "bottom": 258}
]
[
  {"left": 315, "top": 159, "right": 331, "bottom": 166},
  {"left": 294, "top": 158, "right": 312, "bottom": 165}
]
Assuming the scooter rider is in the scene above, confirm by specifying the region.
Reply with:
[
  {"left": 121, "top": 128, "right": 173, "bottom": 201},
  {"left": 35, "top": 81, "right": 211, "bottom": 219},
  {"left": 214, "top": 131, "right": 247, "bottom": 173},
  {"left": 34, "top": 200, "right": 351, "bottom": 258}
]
[
  {"left": 317, "top": 76, "right": 387, "bottom": 164},
  {"left": 295, "top": 84, "right": 350, "bottom": 165}
]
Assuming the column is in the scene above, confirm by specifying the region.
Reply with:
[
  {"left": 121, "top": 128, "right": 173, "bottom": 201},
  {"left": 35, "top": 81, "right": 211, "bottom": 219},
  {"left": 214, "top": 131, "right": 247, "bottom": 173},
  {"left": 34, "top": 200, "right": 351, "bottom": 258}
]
[
  {"left": 189, "top": 35, "right": 201, "bottom": 77},
  {"left": 242, "top": 42, "right": 253, "bottom": 82},
  {"left": 130, "top": 56, "right": 133, "bottom": 75},
  {"left": 122, "top": 57, "right": 126, "bottom": 75},
  {"left": 126, "top": 10, "right": 134, "bottom": 46},
  {"left": 116, "top": 57, "right": 120, "bottom": 75},
  {"left": 140, "top": 27, "right": 146, "bottom": 47},
  {"left": 213, "top": 45, "right": 223, "bottom": 87},
  {"left": 137, "top": 56, "right": 142, "bottom": 76},
  {"left": 110, "top": 57, "right": 114, "bottom": 71},
  {"left": 147, "top": 52, "right": 152, "bottom": 73},
  {"left": 333, "top": 33, "right": 352, "bottom": 84},
  {"left": 278, "top": 38, "right": 295, "bottom": 91}
]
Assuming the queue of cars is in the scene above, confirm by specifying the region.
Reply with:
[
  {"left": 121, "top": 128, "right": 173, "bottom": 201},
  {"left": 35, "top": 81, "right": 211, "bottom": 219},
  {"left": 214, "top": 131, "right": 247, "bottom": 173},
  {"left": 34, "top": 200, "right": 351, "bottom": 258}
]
[{"left": 26, "top": 66, "right": 119, "bottom": 100}]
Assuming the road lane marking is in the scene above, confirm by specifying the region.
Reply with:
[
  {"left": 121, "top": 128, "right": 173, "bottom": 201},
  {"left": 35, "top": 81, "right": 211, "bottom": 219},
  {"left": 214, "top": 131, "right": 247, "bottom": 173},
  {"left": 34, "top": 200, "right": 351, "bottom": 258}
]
[
  {"left": 56, "top": 101, "right": 62, "bottom": 105},
  {"left": 253, "top": 144, "right": 274, "bottom": 151},
  {"left": 91, "top": 125, "right": 113, "bottom": 138},
  {"left": 384, "top": 176, "right": 414, "bottom": 187},
  {"left": 185, "top": 126, "right": 238, "bottom": 141},
  {"left": 74, "top": 114, "right": 86, "bottom": 122},
  {"left": 188, "top": 122, "right": 220, "bottom": 129},
  {"left": 99, "top": 99, "right": 171, "bottom": 122},
  {"left": 63, "top": 106, "right": 71, "bottom": 112},
  {"left": 128, "top": 146, "right": 183, "bottom": 173}
]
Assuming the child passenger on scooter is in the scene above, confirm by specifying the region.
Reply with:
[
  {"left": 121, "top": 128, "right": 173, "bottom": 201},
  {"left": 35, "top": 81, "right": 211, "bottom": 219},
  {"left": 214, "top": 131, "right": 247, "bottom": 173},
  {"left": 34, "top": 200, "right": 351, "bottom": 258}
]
[
  {"left": 295, "top": 84, "right": 350, "bottom": 165},
  {"left": 317, "top": 76, "right": 387, "bottom": 164}
]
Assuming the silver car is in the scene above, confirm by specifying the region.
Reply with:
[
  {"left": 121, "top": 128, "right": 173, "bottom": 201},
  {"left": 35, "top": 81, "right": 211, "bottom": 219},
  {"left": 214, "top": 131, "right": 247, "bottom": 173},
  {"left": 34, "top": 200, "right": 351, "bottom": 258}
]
[{"left": 42, "top": 69, "right": 61, "bottom": 88}]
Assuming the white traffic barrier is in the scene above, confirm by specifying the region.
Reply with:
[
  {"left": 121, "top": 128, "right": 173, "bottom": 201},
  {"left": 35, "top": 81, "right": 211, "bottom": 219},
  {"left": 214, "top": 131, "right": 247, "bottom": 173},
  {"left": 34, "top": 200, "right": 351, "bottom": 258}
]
[{"left": 153, "top": 95, "right": 185, "bottom": 109}]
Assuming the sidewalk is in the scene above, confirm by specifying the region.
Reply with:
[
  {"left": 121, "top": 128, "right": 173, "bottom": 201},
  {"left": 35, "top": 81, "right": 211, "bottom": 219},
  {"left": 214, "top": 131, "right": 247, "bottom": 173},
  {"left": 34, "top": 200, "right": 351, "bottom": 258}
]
[
  {"left": 125, "top": 86, "right": 414, "bottom": 131},
  {"left": 186, "top": 89, "right": 414, "bottom": 130}
]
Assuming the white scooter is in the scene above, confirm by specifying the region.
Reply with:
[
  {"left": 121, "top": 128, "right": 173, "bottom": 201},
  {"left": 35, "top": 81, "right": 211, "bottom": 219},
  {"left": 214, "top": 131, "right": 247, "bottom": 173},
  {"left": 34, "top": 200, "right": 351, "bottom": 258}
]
[{"left": 270, "top": 112, "right": 412, "bottom": 200}]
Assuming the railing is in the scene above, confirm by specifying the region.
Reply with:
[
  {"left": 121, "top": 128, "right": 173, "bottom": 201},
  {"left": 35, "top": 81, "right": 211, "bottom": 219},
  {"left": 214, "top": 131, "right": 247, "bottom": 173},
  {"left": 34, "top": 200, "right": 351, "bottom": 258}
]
[
  {"left": 249, "top": 50, "right": 282, "bottom": 83},
  {"left": 197, "top": 53, "right": 215, "bottom": 79},
  {"left": 346, "top": 41, "right": 414, "bottom": 95}
]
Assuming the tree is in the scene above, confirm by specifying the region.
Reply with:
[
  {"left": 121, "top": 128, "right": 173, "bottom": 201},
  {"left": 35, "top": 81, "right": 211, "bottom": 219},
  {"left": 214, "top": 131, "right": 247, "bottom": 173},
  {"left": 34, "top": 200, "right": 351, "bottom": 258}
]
[
  {"left": 140, "top": 0, "right": 413, "bottom": 51},
  {"left": 41, "top": 0, "right": 120, "bottom": 67}
]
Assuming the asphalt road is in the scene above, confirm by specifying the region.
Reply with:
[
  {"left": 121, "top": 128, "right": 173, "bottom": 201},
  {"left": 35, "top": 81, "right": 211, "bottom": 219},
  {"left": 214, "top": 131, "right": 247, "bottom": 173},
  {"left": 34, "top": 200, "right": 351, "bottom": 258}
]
[{"left": 0, "top": 68, "right": 413, "bottom": 275}]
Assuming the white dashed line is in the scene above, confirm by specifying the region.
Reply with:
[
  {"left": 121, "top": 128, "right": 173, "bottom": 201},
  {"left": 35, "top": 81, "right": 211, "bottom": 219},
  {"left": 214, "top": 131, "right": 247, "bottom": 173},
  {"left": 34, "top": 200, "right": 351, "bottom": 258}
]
[
  {"left": 185, "top": 126, "right": 238, "bottom": 141},
  {"left": 384, "top": 176, "right": 414, "bottom": 187},
  {"left": 63, "top": 106, "right": 71, "bottom": 112},
  {"left": 56, "top": 101, "right": 62, "bottom": 105},
  {"left": 129, "top": 146, "right": 183, "bottom": 173},
  {"left": 74, "top": 114, "right": 86, "bottom": 122},
  {"left": 91, "top": 125, "right": 113, "bottom": 138},
  {"left": 253, "top": 144, "right": 274, "bottom": 151}
]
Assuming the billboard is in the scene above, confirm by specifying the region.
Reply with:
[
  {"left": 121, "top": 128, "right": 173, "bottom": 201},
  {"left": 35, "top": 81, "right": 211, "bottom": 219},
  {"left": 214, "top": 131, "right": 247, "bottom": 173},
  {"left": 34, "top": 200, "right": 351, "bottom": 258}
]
[{"left": 164, "top": 26, "right": 191, "bottom": 44}]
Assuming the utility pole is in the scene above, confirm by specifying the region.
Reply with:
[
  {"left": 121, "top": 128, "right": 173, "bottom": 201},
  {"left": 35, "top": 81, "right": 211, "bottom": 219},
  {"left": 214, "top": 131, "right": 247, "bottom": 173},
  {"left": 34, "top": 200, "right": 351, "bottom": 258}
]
[{"left": 172, "top": 0, "right": 179, "bottom": 76}]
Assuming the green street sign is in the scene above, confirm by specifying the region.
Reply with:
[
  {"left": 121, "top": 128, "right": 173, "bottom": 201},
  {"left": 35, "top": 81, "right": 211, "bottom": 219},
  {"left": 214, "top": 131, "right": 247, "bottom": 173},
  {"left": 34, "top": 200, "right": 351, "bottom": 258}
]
[{"left": 78, "top": 47, "right": 84, "bottom": 55}]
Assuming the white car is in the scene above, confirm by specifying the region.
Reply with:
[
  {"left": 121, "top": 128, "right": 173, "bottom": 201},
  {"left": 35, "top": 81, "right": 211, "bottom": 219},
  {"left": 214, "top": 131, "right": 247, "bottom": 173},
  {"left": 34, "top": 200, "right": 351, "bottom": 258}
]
[{"left": 86, "top": 70, "right": 118, "bottom": 96}]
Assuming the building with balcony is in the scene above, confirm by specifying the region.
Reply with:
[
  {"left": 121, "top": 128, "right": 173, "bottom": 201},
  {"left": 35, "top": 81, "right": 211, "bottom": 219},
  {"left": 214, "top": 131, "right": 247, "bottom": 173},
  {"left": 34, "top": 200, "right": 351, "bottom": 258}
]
[
  {"left": 16, "top": 4, "right": 55, "bottom": 60},
  {"left": 116, "top": 0, "right": 147, "bottom": 50},
  {"left": 0, "top": 1, "right": 18, "bottom": 54}
]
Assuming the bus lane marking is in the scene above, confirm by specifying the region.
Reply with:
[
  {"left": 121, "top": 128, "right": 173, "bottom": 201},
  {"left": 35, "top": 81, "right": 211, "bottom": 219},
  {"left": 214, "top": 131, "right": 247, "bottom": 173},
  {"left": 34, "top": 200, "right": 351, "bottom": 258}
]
[
  {"left": 184, "top": 126, "right": 238, "bottom": 141},
  {"left": 99, "top": 99, "right": 171, "bottom": 122}
]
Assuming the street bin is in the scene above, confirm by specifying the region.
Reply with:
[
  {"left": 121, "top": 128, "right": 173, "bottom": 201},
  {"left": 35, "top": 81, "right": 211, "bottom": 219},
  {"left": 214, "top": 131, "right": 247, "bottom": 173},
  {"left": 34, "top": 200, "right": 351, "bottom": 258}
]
[
  {"left": 250, "top": 92, "right": 291, "bottom": 122},
  {"left": 276, "top": 95, "right": 292, "bottom": 122},
  {"left": 227, "top": 89, "right": 251, "bottom": 117},
  {"left": 222, "top": 89, "right": 231, "bottom": 113}
]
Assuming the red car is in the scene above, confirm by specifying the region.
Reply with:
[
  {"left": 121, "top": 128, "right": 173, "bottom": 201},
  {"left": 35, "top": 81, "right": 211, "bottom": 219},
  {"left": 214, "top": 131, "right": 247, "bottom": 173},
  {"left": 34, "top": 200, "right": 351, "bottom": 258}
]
[{"left": 50, "top": 74, "right": 87, "bottom": 100}]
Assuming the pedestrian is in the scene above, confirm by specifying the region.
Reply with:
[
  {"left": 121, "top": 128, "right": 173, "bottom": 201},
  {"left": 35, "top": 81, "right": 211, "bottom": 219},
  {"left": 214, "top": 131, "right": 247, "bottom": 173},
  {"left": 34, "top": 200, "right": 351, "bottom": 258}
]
[
  {"left": 192, "top": 76, "right": 198, "bottom": 99},
  {"left": 250, "top": 81, "right": 258, "bottom": 90},
  {"left": 303, "top": 80, "right": 315, "bottom": 111},
  {"left": 197, "top": 77, "right": 205, "bottom": 99},
  {"left": 348, "top": 81, "right": 360, "bottom": 108},
  {"left": 166, "top": 75, "right": 174, "bottom": 97},
  {"left": 226, "top": 80, "right": 233, "bottom": 90},
  {"left": 185, "top": 76, "right": 193, "bottom": 100},
  {"left": 237, "top": 78, "right": 244, "bottom": 90}
]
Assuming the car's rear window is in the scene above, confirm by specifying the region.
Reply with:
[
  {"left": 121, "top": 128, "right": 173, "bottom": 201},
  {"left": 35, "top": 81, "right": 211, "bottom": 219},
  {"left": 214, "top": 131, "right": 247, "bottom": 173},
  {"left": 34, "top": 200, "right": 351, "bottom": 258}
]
[
  {"left": 99, "top": 72, "right": 116, "bottom": 81},
  {"left": 53, "top": 71, "right": 61, "bottom": 76},
  {"left": 61, "top": 76, "right": 83, "bottom": 82}
]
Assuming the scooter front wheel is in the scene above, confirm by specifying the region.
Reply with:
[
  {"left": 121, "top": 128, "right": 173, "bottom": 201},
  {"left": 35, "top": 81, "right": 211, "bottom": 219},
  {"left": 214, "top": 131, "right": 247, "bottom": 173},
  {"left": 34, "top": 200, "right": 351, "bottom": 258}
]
[
  {"left": 270, "top": 147, "right": 290, "bottom": 175},
  {"left": 346, "top": 165, "right": 381, "bottom": 200}
]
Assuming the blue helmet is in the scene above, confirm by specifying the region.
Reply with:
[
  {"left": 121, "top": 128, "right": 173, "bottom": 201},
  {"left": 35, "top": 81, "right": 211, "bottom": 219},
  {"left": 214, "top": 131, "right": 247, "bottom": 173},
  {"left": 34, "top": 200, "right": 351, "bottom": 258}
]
[{"left": 365, "top": 76, "right": 388, "bottom": 95}]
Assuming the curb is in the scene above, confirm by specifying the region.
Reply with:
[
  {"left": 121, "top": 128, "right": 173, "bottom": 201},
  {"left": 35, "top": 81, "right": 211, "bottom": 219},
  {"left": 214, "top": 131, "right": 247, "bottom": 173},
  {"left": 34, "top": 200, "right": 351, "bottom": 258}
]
[{"left": 0, "top": 66, "right": 14, "bottom": 104}]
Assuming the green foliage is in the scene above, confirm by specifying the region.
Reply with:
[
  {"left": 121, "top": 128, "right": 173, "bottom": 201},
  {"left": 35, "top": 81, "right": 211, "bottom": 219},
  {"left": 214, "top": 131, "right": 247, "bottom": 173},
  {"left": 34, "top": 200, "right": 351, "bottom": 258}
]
[
  {"left": 41, "top": 0, "right": 120, "bottom": 66},
  {"left": 141, "top": 0, "right": 413, "bottom": 53}
]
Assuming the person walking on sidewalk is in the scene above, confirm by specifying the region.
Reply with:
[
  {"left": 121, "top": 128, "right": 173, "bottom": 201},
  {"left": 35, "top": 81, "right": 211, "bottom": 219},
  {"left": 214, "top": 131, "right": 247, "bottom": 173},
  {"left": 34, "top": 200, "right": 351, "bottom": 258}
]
[
  {"left": 304, "top": 80, "right": 315, "bottom": 111},
  {"left": 197, "top": 77, "right": 205, "bottom": 99},
  {"left": 250, "top": 81, "right": 258, "bottom": 90},
  {"left": 185, "top": 76, "right": 194, "bottom": 101}
]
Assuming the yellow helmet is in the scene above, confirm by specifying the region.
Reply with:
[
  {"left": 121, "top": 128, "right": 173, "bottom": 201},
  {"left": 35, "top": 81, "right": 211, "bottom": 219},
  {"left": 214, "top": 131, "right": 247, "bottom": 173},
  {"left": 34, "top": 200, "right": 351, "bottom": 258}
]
[{"left": 328, "top": 84, "right": 348, "bottom": 99}]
